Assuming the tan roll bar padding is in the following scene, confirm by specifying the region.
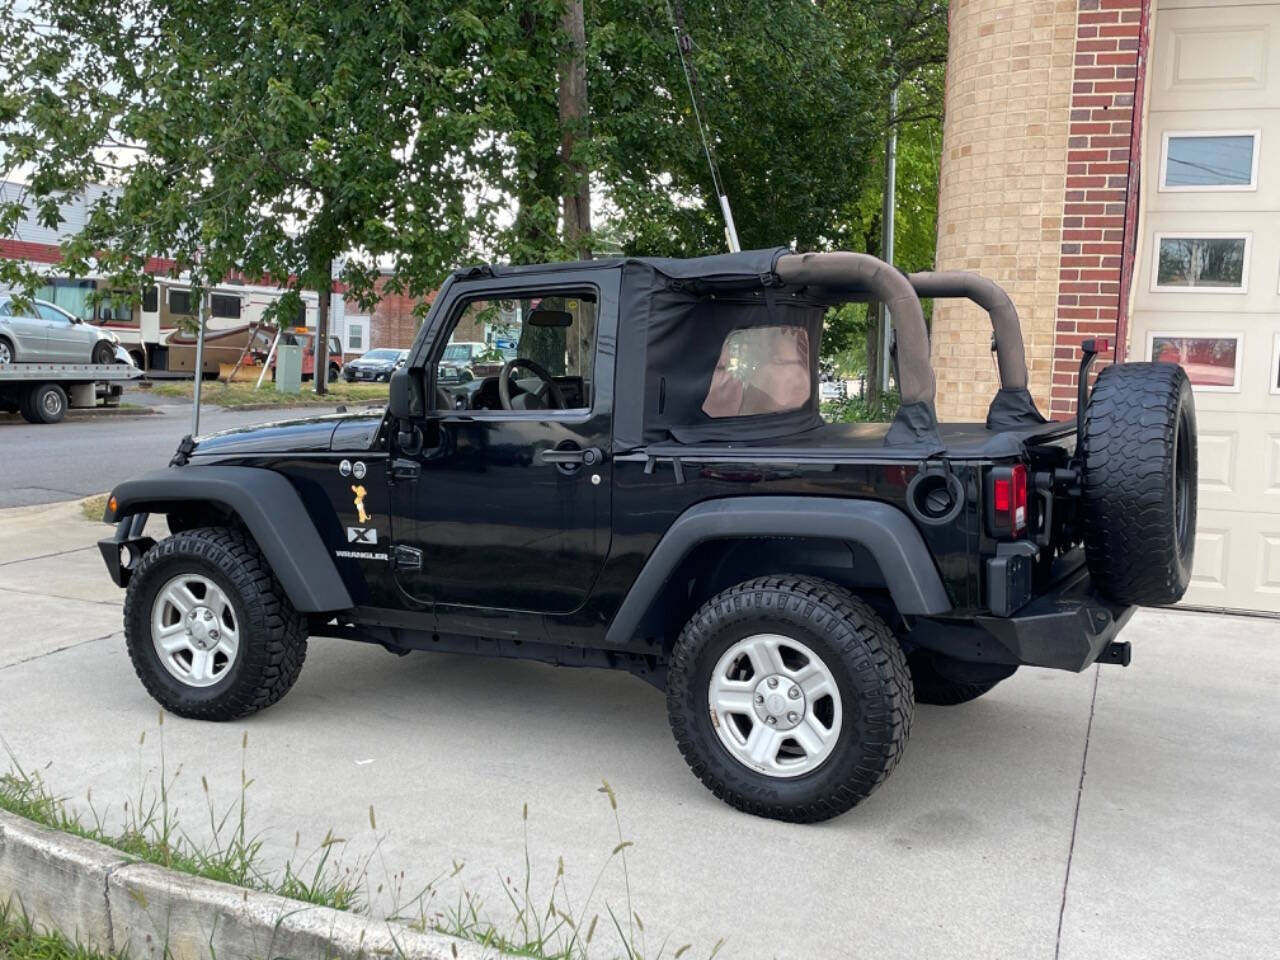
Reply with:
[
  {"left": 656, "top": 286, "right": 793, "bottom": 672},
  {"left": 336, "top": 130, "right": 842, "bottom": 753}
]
[
  {"left": 906, "top": 271, "right": 1029, "bottom": 392},
  {"left": 774, "top": 252, "right": 934, "bottom": 408}
]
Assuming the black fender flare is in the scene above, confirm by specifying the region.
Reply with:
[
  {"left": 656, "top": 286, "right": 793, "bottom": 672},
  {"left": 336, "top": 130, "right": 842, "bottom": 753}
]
[
  {"left": 605, "top": 496, "right": 953, "bottom": 646},
  {"left": 104, "top": 466, "right": 353, "bottom": 613}
]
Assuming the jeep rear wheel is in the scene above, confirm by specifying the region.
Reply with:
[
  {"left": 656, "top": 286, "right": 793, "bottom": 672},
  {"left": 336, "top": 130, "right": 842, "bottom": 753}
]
[
  {"left": 123, "top": 527, "right": 307, "bottom": 720},
  {"left": 1082, "top": 362, "right": 1197, "bottom": 606},
  {"left": 667, "top": 576, "right": 913, "bottom": 823},
  {"left": 907, "top": 649, "right": 1016, "bottom": 706}
]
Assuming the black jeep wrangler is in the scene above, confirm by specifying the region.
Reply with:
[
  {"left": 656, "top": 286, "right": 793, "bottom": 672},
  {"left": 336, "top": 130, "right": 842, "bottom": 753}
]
[{"left": 98, "top": 249, "right": 1197, "bottom": 822}]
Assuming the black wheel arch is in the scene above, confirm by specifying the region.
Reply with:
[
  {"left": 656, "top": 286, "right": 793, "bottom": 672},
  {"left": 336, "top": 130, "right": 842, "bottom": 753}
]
[
  {"left": 104, "top": 465, "right": 354, "bottom": 613},
  {"left": 605, "top": 497, "right": 954, "bottom": 650}
]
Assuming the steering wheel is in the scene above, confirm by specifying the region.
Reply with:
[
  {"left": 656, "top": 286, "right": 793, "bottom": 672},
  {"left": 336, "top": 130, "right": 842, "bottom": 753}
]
[{"left": 498, "top": 358, "right": 566, "bottom": 411}]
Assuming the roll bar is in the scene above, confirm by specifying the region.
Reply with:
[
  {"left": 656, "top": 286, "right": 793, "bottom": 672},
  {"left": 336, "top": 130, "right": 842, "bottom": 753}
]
[
  {"left": 775, "top": 253, "right": 1045, "bottom": 442},
  {"left": 776, "top": 252, "right": 940, "bottom": 447}
]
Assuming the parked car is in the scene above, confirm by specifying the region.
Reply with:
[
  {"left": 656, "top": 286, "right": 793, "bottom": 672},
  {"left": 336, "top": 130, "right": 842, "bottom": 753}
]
[
  {"left": 343, "top": 348, "right": 408, "bottom": 382},
  {"left": 436, "top": 340, "right": 486, "bottom": 384},
  {"left": 0, "top": 295, "right": 121, "bottom": 365},
  {"left": 98, "top": 248, "right": 1196, "bottom": 823}
]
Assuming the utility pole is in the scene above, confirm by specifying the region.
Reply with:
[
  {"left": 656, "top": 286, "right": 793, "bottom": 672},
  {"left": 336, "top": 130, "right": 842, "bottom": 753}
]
[
  {"left": 191, "top": 289, "right": 210, "bottom": 436},
  {"left": 314, "top": 266, "right": 331, "bottom": 396},
  {"left": 879, "top": 85, "right": 898, "bottom": 394},
  {"left": 560, "top": 0, "right": 591, "bottom": 260}
]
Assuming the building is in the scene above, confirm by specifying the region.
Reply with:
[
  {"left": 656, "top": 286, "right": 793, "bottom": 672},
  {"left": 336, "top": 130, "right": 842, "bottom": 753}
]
[
  {"left": 933, "top": 0, "right": 1280, "bottom": 613},
  {"left": 339, "top": 273, "right": 433, "bottom": 358},
  {"left": 1, "top": 180, "right": 346, "bottom": 371}
]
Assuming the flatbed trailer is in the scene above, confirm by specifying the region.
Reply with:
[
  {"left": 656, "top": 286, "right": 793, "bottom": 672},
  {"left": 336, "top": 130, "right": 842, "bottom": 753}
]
[{"left": 0, "top": 362, "right": 143, "bottom": 424}]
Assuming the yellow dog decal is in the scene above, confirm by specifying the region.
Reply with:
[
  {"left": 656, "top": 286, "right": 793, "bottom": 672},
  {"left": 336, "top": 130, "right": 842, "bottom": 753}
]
[{"left": 351, "top": 484, "right": 370, "bottom": 524}]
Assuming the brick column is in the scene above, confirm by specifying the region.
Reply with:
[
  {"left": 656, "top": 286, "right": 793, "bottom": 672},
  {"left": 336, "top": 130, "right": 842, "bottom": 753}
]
[
  {"left": 931, "top": 0, "right": 1080, "bottom": 422},
  {"left": 1048, "top": 0, "right": 1147, "bottom": 416}
]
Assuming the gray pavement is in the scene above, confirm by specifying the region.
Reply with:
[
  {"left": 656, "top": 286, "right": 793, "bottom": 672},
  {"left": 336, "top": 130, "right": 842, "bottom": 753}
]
[
  {"left": 1, "top": 501, "right": 1278, "bottom": 959},
  {"left": 0, "top": 400, "right": 350, "bottom": 508}
]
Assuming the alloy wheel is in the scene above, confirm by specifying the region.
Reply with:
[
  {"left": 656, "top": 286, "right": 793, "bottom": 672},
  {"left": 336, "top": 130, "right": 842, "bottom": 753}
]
[
  {"left": 707, "top": 633, "right": 843, "bottom": 778},
  {"left": 150, "top": 573, "right": 240, "bottom": 687}
]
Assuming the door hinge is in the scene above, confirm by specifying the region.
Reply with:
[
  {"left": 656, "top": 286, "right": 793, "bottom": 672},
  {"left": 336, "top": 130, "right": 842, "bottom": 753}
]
[
  {"left": 391, "top": 544, "right": 423, "bottom": 570},
  {"left": 391, "top": 458, "right": 421, "bottom": 481}
]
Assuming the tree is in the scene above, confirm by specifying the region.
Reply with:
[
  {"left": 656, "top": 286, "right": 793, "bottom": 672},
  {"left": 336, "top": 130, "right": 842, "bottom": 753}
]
[
  {"left": 0, "top": 0, "right": 500, "bottom": 387},
  {"left": 0, "top": 0, "right": 948, "bottom": 364}
]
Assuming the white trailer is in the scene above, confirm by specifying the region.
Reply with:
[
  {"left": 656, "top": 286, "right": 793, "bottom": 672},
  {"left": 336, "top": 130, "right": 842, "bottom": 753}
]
[{"left": 0, "top": 362, "right": 142, "bottom": 424}]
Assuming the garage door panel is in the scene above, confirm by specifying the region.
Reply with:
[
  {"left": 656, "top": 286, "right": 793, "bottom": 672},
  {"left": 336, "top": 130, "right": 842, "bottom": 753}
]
[
  {"left": 1152, "top": 6, "right": 1279, "bottom": 112},
  {"left": 1136, "top": 213, "right": 1280, "bottom": 314},
  {"left": 1188, "top": 527, "right": 1229, "bottom": 595},
  {"left": 1196, "top": 430, "right": 1236, "bottom": 496},
  {"left": 1259, "top": 533, "right": 1280, "bottom": 596}
]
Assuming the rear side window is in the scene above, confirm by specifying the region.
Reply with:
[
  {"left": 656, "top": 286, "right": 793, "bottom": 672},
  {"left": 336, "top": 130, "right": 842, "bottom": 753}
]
[{"left": 702, "top": 326, "right": 811, "bottom": 418}]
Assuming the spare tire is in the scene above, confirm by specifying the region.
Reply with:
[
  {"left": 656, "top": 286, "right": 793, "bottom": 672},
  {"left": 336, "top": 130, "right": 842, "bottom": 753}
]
[{"left": 1081, "top": 362, "right": 1196, "bottom": 605}]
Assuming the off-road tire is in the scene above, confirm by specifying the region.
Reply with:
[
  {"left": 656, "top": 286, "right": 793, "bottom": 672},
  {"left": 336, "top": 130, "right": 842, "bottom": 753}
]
[
  {"left": 1082, "top": 362, "right": 1197, "bottom": 606},
  {"left": 20, "top": 382, "right": 67, "bottom": 424},
  {"left": 123, "top": 526, "right": 307, "bottom": 720},
  {"left": 667, "top": 575, "right": 914, "bottom": 823},
  {"left": 92, "top": 340, "right": 115, "bottom": 365},
  {"left": 907, "top": 649, "right": 1014, "bottom": 706}
]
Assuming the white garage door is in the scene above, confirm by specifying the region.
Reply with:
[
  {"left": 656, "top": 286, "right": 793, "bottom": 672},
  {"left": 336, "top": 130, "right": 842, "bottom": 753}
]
[{"left": 1130, "top": 0, "right": 1280, "bottom": 611}]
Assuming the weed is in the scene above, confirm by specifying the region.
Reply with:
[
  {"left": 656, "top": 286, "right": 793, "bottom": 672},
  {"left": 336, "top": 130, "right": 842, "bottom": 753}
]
[{"left": 0, "top": 902, "right": 122, "bottom": 960}]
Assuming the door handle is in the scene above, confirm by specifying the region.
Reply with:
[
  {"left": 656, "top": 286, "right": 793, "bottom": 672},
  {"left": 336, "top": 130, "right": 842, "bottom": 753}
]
[{"left": 539, "top": 445, "right": 603, "bottom": 467}]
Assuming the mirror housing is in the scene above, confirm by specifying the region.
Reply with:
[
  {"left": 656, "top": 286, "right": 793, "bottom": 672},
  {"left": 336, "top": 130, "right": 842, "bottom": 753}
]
[
  {"left": 528, "top": 309, "right": 572, "bottom": 328},
  {"left": 388, "top": 367, "right": 424, "bottom": 421}
]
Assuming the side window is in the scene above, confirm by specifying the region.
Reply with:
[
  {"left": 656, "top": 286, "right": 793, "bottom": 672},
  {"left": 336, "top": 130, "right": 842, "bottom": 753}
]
[
  {"left": 435, "top": 290, "right": 598, "bottom": 411},
  {"left": 35, "top": 304, "right": 70, "bottom": 324}
]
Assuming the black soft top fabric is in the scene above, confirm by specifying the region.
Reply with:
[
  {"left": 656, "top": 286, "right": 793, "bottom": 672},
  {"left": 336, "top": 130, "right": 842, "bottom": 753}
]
[{"left": 609, "top": 248, "right": 835, "bottom": 450}]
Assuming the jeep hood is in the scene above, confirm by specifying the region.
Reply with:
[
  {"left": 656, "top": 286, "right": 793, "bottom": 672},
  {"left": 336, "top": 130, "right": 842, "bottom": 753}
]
[{"left": 189, "top": 411, "right": 384, "bottom": 458}]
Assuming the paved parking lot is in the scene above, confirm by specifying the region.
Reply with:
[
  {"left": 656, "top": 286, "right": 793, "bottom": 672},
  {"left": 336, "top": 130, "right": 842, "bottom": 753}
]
[
  {"left": 1, "top": 500, "right": 1278, "bottom": 959},
  {"left": 0, "top": 398, "right": 361, "bottom": 508}
]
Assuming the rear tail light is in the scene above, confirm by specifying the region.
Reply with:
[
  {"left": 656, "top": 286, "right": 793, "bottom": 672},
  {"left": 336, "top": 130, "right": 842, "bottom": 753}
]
[{"left": 987, "top": 464, "right": 1028, "bottom": 537}]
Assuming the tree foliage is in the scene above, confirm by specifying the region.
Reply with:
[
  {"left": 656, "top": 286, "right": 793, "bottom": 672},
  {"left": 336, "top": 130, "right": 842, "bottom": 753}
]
[{"left": 0, "top": 0, "right": 947, "bottom": 328}]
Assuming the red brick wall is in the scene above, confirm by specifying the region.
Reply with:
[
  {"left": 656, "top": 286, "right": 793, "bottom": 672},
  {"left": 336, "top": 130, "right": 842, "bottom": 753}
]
[
  {"left": 1050, "top": 0, "right": 1149, "bottom": 416},
  {"left": 345, "top": 275, "right": 434, "bottom": 354}
]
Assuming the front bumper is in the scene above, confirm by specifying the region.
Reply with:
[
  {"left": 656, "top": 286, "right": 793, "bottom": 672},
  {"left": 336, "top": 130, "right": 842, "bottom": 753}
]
[
  {"left": 913, "top": 562, "right": 1135, "bottom": 673},
  {"left": 98, "top": 513, "right": 154, "bottom": 589}
]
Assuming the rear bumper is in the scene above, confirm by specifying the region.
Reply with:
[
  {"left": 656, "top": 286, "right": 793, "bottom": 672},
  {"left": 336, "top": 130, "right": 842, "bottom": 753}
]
[
  {"left": 972, "top": 563, "right": 1134, "bottom": 671},
  {"left": 911, "top": 562, "right": 1135, "bottom": 673}
]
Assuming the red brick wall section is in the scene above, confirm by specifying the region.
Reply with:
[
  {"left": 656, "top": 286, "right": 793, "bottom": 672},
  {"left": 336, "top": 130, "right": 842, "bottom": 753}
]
[
  {"left": 1050, "top": 0, "right": 1146, "bottom": 417},
  {"left": 345, "top": 275, "right": 434, "bottom": 354}
]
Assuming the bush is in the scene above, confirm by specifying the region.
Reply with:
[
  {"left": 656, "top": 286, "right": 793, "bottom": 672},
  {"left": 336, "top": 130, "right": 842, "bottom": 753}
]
[{"left": 821, "top": 390, "right": 901, "bottom": 424}]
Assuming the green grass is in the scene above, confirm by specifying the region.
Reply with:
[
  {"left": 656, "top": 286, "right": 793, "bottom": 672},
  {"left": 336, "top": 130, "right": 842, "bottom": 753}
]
[
  {"left": 0, "top": 727, "right": 723, "bottom": 960},
  {"left": 0, "top": 727, "right": 362, "bottom": 914},
  {"left": 0, "top": 903, "right": 122, "bottom": 960},
  {"left": 821, "top": 389, "right": 901, "bottom": 424},
  {"left": 78, "top": 495, "right": 108, "bottom": 523},
  {"left": 148, "top": 381, "right": 388, "bottom": 407}
]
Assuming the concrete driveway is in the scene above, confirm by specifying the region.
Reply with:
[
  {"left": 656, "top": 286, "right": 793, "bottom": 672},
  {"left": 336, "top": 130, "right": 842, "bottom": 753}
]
[{"left": 1, "top": 501, "right": 1277, "bottom": 959}]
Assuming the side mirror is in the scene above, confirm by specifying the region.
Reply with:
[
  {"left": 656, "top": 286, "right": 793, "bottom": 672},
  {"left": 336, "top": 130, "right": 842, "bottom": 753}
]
[{"left": 389, "top": 367, "right": 424, "bottom": 420}]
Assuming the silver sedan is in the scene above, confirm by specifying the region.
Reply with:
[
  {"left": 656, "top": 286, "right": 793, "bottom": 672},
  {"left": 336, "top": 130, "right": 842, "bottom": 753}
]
[{"left": 0, "top": 295, "right": 121, "bottom": 365}]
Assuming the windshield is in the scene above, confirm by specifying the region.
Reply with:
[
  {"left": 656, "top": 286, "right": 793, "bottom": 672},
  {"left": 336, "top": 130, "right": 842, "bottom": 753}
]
[
  {"left": 442, "top": 343, "right": 475, "bottom": 362},
  {"left": 363, "top": 349, "right": 399, "bottom": 360}
]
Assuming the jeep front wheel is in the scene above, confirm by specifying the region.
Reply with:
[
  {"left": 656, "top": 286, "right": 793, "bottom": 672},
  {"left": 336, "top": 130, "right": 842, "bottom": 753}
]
[
  {"left": 123, "top": 527, "right": 307, "bottom": 720},
  {"left": 666, "top": 576, "right": 913, "bottom": 823}
]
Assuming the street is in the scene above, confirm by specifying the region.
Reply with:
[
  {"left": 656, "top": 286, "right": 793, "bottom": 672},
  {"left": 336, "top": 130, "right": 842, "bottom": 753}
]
[
  {"left": 0, "top": 396, "right": 359, "bottom": 508},
  {"left": 1, "top": 499, "right": 1277, "bottom": 960}
]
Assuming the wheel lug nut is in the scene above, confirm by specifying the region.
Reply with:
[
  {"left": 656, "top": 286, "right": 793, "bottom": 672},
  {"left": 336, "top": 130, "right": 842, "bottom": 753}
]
[
  {"left": 788, "top": 687, "right": 800, "bottom": 699},
  {"left": 787, "top": 712, "right": 798, "bottom": 723},
  {"left": 754, "top": 694, "right": 765, "bottom": 704},
  {"left": 767, "top": 677, "right": 779, "bottom": 689},
  {"left": 765, "top": 716, "right": 777, "bottom": 725}
]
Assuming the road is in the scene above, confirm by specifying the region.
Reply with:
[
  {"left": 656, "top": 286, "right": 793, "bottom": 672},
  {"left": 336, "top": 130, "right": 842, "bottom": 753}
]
[
  {"left": 1, "top": 499, "right": 1277, "bottom": 959},
  {"left": 0, "top": 396, "right": 352, "bottom": 508}
]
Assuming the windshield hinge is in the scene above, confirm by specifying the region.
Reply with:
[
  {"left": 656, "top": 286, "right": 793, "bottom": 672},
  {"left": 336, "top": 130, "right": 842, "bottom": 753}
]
[
  {"left": 391, "top": 458, "right": 420, "bottom": 481},
  {"left": 391, "top": 544, "right": 423, "bottom": 571}
]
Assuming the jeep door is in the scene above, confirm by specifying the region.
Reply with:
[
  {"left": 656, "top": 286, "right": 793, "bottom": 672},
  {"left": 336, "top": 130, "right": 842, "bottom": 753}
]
[{"left": 390, "top": 269, "right": 616, "bottom": 617}]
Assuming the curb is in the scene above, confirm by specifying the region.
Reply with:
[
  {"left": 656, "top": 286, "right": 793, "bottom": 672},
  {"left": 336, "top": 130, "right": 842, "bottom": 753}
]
[
  {"left": 0, "top": 406, "right": 158, "bottom": 422},
  {"left": 0, "top": 810, "right": 498, "bottom": 959}
]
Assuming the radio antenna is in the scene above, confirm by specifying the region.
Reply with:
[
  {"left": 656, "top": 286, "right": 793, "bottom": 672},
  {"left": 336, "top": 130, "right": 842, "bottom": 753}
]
[{"left": 664, "top": 1, "right": 740, "bottom": 252}]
